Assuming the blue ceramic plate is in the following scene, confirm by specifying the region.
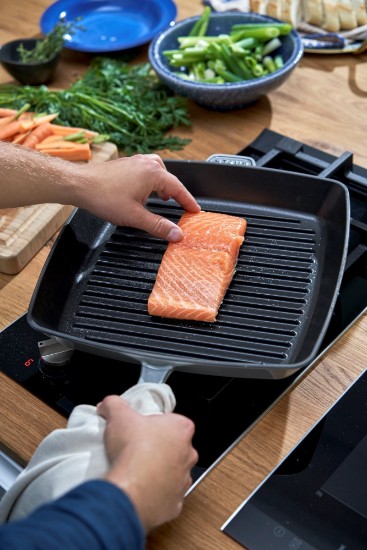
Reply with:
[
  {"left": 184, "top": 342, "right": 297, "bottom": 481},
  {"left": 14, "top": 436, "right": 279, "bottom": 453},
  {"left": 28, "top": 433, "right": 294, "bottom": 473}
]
[{"left": 40, "top": 0, "right": 177, "bottom": 53}]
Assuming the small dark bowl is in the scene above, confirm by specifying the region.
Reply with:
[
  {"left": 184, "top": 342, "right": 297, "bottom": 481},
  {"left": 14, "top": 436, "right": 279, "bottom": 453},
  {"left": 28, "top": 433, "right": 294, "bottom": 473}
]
[{"left": 0, "top": 38, "right": 60, "bottom": 85}]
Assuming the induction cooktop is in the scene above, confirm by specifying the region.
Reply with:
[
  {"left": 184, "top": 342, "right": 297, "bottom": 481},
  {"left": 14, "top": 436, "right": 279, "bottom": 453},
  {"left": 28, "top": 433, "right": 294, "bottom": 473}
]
[{"left": 223, "top": 367, "right": 367, "bottom": 549}]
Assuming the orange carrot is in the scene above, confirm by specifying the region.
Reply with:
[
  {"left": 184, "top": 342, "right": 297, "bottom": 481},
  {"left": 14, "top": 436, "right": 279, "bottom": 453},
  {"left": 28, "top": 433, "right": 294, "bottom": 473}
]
[
  {"left": 0, "top": 115, "right": 16, "bottom": 129},
  {"left": 20, "top": 120, "right": 35, "bottom": 132},
  {"left": 0, "top": 108, "right": 18, "bottom": 117},
  {"left": 32, "top": 113, "right": 59, "bottom": 126},
  {"left": 19, "top": 112, "right": 34, "bottom": 120},
  {"left": 0, "top": 104, "right": 33, "bottom": 131},
  {"left": 36, "top": 135, "right": 65, "bottom": 145},
  {"left": 50, "top": 124, "right": 98, "bottom": 138},
  {"left": 0, "top": 107, "right": 99, "bottom": 162},
  {"left": 36, "top": 140, "right": 90, "bottom": 150},
  {"left": 22, "top": 122, "right": 54, "bottom": 148},
  {"left": 0, "top": 121, "right": 24, "bottom": 141},
  {"left": 12, "top": 131, "right": 32, "bottom": 145},
  {"left": 0, "top": 118, "right": 35, "bottom": 141},
  {"left": 39, "top": 145, "right": 92, "bottom": 162}
]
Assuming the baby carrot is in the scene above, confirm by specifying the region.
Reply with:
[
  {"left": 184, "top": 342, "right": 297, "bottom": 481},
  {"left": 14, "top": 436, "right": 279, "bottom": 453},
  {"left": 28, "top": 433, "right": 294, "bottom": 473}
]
[
  {"left": 0, "top": 108, "right": 18, "bottom": 117},
  {"left": 0, "top": 118, "right": 35, "bottom": 140},
  {"left": 50, "top": 123, "right": 98, "bottom": 138},
  {"left": 37, "top": 144, "right": 92, "bottom": 162},
  {"left": 32, "top": 113, "right": 59, "bottom": 126},
  {"left": 12, "top": 131, "right": 32, "bottom": 145},
  {"left": 0, "top": 115, "right": 16, "bottom": 129},
  {"left": 36, "top": 140, "right": 90, "bottom": 150},
  {"left": 22, "top": 122, "right": 54, "bottom": 148}
]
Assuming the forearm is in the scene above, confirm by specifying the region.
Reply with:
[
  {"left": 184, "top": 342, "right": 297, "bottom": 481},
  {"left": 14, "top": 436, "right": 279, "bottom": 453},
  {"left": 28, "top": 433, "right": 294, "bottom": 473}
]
[
  {"left": 0, "top": 141, "right": 87, "bottom": 208},
  {"left": 0, "top": 481, "right": 145, "bottom": 550}
]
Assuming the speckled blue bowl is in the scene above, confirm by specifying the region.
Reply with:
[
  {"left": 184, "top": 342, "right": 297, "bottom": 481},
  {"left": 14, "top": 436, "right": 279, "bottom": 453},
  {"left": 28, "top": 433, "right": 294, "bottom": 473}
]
[{"left": 148, "top": 12, "right": 303, "bottom": 111}]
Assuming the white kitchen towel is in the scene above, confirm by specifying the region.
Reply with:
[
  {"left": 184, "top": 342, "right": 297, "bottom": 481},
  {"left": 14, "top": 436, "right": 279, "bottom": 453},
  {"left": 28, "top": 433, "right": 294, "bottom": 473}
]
[{"left": 0, "top": 382, "right": 176, "bottom": 523}]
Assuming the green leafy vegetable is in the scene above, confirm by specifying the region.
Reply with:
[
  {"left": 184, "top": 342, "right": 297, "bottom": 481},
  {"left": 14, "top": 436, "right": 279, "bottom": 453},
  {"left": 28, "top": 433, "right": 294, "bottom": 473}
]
[
  {"left": 17, "top": 18, "right": 83, "bottom": 63},
  {"left": 0, "top": 57, "right": 191, "bottom": 154}
]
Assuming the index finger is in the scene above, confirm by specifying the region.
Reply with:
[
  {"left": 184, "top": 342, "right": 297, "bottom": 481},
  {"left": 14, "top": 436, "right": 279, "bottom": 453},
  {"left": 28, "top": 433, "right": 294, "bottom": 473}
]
[{"left": 156, "top": 171, "right": 201, "bottom": 213}]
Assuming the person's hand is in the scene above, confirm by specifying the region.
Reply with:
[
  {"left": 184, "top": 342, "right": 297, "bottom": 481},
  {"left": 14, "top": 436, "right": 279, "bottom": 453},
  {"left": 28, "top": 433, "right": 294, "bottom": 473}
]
[
  {"left": 0, "top": 143, "right": 200, "bottom": 241},
  {"left": 78, "top": 154, "right": 201, "bottom": 242},
  {"left": 97, "top": 395, "right": 198, "bottom": 532}
]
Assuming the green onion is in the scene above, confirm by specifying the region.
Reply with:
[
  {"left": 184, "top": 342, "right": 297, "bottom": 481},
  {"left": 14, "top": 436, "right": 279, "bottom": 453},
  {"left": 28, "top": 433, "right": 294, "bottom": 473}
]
[
  {"left": 188, "top": 6, "right": 211, "bottom": 37},
  {"left": 262, "top": 56, "right": 277, "bottom": 73},
  {"left": 274, "top": 55, "right": 284, "bottom": 69},
  {"left": 262, "top": 37, "right": 282, "bottom": 56},
  {"left": 230, "top": 23, "right": 292, "bottom": 35}
]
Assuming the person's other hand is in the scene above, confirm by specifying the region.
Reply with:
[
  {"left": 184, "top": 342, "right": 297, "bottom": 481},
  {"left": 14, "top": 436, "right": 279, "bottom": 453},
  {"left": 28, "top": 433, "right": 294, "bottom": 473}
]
[
  {"left": 97, "top": 395, "right": 198, "bottom": 532},
  {"left": 79, "top": 154, "right": 201, "bottom": 242}
]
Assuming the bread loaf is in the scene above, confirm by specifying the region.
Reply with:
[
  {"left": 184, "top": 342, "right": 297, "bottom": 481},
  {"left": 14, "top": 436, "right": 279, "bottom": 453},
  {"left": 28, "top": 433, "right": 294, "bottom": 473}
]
[
  {"left": 304, "top": 0, "right": 325, "bottom": 25},
  {"left": 338, "top": 0, "right": 358, "bottom": 28},
  {"left": 249, "top": 0, "right": 367, "bottom": 31},
  {"left": 321, "top": 0, "right": 341, "bottom": 30},
  {"left": 281, "top": 0, "right": 305, "bottom": 26},
  {"left": 250, "top": 0, "right": 269, "bottom": 15},
  {"left": 266, "top": 0, "right": 282, "bottom": 19},
  {"left": 349, "top": 0, "right": 367, "bottom": 25}
]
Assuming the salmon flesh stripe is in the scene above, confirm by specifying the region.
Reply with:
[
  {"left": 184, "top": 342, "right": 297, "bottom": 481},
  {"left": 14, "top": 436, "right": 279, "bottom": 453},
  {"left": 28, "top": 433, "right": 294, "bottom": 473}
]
[{"left": 148, "top": 211, "right": 247, "bottom": 322}]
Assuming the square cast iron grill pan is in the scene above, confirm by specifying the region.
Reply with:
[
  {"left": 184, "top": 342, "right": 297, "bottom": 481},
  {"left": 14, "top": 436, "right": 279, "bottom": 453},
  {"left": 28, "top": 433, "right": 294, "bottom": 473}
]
[{"left": 28, "top": 161, "right": 350, "bottom": 381}]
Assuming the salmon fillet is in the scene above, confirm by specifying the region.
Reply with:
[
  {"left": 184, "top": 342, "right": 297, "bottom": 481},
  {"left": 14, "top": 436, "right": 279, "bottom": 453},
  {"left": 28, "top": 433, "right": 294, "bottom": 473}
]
[{"left": 148, "top": 211, "right": 247, "bottom": 323}]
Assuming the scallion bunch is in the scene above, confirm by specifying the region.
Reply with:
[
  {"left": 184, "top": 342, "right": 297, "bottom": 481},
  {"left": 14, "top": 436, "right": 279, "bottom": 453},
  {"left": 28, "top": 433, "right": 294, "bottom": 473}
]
[{"left": 163, "top": 8, "right": 292, "bottom": 84}]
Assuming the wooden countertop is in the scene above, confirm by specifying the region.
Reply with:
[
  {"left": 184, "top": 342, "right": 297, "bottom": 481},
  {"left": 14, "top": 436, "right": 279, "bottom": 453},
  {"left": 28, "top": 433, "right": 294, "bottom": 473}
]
[{"left": 1, "top": 2, "right": 367, "bottom": 548}]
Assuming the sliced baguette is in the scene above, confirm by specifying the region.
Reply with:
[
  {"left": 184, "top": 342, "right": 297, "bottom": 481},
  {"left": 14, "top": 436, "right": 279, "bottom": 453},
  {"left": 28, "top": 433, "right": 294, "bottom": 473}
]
[
  {"left": 349, "top": 0, "right": 367, "bottom": 24},
  {"left": 250, "top": 0, "right": 364, "bottom": 31},
  {"left": 304, "top": 0, "right": 325, "bottom": 25},
  {"left": 250, "top": 0, "right": 269, "bottom": 14},
  {"left": 322, "top": 0, "right": 341, "bottom": 31},
  {"left": 266, "top": 0, "right": 283, "bottom": 19},
  {"left": 338, "top": 0, "right": 359, "bottom": 28},
  {"left": 281, "top": 0, "right": 304, "bottom": 26}
]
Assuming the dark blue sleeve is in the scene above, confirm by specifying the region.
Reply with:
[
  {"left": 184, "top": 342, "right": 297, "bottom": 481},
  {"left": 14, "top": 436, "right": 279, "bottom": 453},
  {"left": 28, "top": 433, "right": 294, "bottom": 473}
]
[{"left": 0, "top": 480, "right": 145, "bottom": 550}]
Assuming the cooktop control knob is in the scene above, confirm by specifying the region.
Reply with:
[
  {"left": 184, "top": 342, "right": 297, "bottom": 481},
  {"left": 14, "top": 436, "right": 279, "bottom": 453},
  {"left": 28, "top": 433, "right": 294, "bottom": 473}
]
[{"left": 38, "top": 338, "right": 74, "bottom": 367}]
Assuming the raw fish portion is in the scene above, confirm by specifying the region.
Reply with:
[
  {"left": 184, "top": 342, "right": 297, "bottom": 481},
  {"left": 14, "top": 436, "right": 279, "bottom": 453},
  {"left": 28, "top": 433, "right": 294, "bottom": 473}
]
[
  {"left": 148, "top": 211, "right": 247, "bottom": 322},
  {"left": 173, "top": 211, "right": 246, "bottom": 258},
  {"left": 148, "top": 246, "right": 236, "bottom": 322}
]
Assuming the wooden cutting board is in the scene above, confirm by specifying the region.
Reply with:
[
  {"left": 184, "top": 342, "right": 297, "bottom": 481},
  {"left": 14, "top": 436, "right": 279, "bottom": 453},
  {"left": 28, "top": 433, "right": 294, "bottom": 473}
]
[{"left": 0, "top": 142, "right": 118, "bottom": 274}]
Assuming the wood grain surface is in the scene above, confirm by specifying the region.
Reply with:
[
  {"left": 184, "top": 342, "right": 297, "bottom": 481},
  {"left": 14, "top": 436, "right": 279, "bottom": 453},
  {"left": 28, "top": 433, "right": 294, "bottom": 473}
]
[{"left": 0, "top": 1, "right": 367, "bottom": 549}]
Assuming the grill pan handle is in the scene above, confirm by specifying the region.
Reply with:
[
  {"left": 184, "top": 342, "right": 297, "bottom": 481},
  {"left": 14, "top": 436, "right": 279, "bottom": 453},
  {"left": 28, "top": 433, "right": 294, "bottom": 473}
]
[
  {"left": 138, "top": 362, "right": 174, "bottom": 384},
  {"left": 38, "top": 338, "right": 174, "bottom": 385}
]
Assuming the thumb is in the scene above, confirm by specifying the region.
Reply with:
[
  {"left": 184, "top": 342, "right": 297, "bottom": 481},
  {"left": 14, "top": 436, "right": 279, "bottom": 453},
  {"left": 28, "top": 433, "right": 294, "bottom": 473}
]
[{"left": 97, "top": 394, "right": 136, "bottom": 424}]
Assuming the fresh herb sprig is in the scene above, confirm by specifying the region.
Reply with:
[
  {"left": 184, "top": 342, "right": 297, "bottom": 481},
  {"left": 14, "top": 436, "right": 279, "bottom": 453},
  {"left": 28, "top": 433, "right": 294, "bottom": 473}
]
[
  {"left": 17, "top": 18, "right": 82, "bottom": 63},
  {"left": 0, "top": 57, "right": 191, "bottom": 154}
]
